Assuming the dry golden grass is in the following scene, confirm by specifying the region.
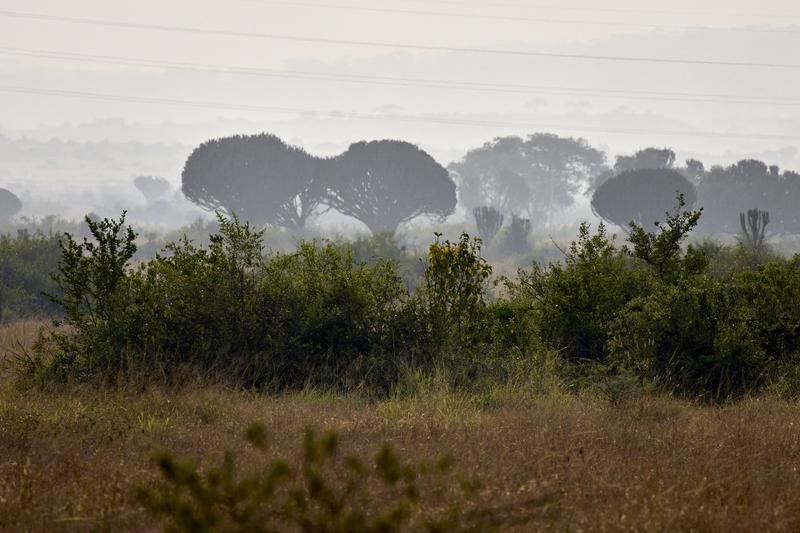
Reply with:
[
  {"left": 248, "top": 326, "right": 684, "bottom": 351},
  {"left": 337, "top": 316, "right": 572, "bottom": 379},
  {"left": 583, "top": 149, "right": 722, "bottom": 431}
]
[
  {"left": 1, "top": 322, "right": 800, "bottom": 531},
  {"left": 0, "top": 320, "right": 48, "bottom": 358},
  {"left": 0, "top": 320, "right": 52, "bottom": 383}
]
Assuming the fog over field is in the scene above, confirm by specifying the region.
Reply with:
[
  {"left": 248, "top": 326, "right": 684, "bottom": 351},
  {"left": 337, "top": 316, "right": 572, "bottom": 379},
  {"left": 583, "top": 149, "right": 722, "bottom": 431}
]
[
  {"left": 1, "top": 0, "right": 799, "bottom": 228},
  {"left": 7, "top": 4, "right": 800, "bottom": 530}
]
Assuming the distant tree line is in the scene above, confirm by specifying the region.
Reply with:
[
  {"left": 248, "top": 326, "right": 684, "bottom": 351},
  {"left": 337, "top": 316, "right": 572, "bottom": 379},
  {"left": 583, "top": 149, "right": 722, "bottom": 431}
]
[
  {"left": 179, "top": 133, "right": 800, "bottom": 244},
  {"left": 181, "top": 135, "right": 456, "bottom": 235},
  {"left": 591, "top": 148, "right": 800, "bottom": 237}
]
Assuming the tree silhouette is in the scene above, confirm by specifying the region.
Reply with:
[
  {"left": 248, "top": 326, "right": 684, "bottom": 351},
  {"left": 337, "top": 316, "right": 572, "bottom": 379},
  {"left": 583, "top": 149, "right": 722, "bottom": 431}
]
[
  {"left": 500, "top": 215, "right": 532, "bottom": 255},
  {"left": 593, "top": 147, "right": 680, "bottom": 190},
  {"left": 591, "top": 168, "right": 697, "bottom": 230},
  {"left": 472, "top": 206, "right": 504, "bottom": 246},
  {"left": 449, "top": 134, "right": 607, "bottom": 227},
  {"left": 181, "top": 134, "right": 323, "bottom": 229},
  {"left": 0, "top": 188, "right": 22, "bottom": 220},
  {"left": 134, "top": 176, "right": 172, "bottom": 202},
  {"left": 740, "top": 209, "right": 770, "bottom": 250},
  {"left": 326, "top": 140, "right": 456, "bottom": 234},
  {"left": 685, "top": 159, "right": 705, "bottom": 181},
  {"left": 697, "top": 160, "right": 800, "bottom": 234},
  {"left": 613, "top": 147, "right": 676, "bottom": 172}
]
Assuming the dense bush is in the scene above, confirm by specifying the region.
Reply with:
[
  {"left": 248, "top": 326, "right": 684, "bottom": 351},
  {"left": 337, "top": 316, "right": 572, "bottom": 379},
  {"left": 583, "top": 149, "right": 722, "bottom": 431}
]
[
  {"left": 606, "top": 200, "right": 800, "bottom": 399},
  {"left": 26, "top": 204, "right": 800, "bottom": 402},
  {"left": 608, "top": 258, "right": 800, "bottom": 401},
  {"left": 422, "top": 233, "right": 492, "bottom": 349},
  {"left": 37, "top": 213, "right": 410, "bottom": 389},
  {"left": 507, "top": 222, "right": 652, "bottom": 364},
  {"left": 0, "top": 230, "right": 62, "bottom": 321},
  {"left": 348, "top": 231, "right": 424, "bottom": 292}
]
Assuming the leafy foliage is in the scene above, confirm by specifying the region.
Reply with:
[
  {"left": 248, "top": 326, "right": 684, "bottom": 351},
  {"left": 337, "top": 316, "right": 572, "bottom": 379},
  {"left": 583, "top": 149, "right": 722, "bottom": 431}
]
[
  {"left": 508, "top": 222, "right": 652, "bottom": 363},
  {"left": 625, "top": 194, "right": 707, "bottom": 283},
  {"left": 608, "top": 261, "right": 800, "bottom": 401},
  {"left": 34, "top": 212, "right": 410, "bottom": 389},
  {"left": 420, "top": 233, "right": 493, "bottom": 356},
  {"left": 41, "top": 212, "right": 137, "bottom": 374},
  {"left": 25, "top": 200, "right": 800, "bottom": 402},
  {"left": 138, "top": 424, "right": 475, "bottom": 532},
  {"left": 0, "top": 230, "right": 62, "bottom": 321}
]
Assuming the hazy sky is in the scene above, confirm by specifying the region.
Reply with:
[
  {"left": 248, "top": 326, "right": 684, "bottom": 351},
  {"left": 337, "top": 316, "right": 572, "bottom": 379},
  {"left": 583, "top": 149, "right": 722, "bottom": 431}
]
[
  {"left": 5, "top": 0, "right": 800, "bottom": 60},
  {"left": 3, "top": 0, "right": 800, "bottom": 168}
]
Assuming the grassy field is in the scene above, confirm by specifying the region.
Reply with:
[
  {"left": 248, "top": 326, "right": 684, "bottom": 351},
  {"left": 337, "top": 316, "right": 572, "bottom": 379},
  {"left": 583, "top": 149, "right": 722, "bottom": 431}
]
[{"left": 2, "top": 321, "right": 800, "bottom": 531}]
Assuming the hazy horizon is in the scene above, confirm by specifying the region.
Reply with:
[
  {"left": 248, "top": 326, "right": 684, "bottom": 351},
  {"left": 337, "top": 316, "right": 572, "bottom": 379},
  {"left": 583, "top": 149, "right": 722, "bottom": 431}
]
[{"left": 2, "top": 0, "right": 800, "bottom": 226}]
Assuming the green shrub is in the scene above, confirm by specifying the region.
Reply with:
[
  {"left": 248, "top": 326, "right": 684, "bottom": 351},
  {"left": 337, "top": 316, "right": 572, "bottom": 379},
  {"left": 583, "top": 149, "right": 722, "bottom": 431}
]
[
  {"left": 605, "top": 199, "right": 800, "bottom": 400},
  {"left": 41, "top": 213, "right": 138, "bottom": 374},
  {"left": 30, "top": 206, "right": 800, "bottom": 401},
  {"left": 508, "top": 222, "right": 653, "bottom": 364},
  {"left": 625, "top": 194, "right": 707, "bottom": 284},
  {"left": 348, "top": 232, "right": 424, "bottom": 292},
  {"left": 125, "top": 214, "right": 267, "bottom": 371},
  {"left": 421, "top": 233, "right": 492, "bottom": 351},
  {"left": 731, "top": 257, "right": 800, "bottom": 364},
  {"left": 608, "top": 257, "right": 800, "bottom": 400},
  {"left": 608, "top": 279, "right": 754, "bottom": 400},
  {"left": 34, "top": 213, "right": 410, "bottom": 390},
  {"left": 0, "top": 230, "right": 62, "bottom": 321},
  {"left": 698, "top": 240, "right": 782, "bottom": 279},
  {"left": 138, "top": 424, "right": 477, "bottom": 532},
  {"left": 255, "top": 241, "right": 407, "bottom": 389}
]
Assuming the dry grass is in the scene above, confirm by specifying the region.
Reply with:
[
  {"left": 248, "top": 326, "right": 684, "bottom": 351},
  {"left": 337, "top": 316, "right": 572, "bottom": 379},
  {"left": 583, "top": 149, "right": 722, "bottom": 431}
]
[
  {"left": 1, "top": 322, "right": 800, "bottom": 531},
  {"left": 0, "top": 319, "right": 52, "bottom": 383},
  {"left": 0, "top": 320, "right": 48, "bottom": 359}
]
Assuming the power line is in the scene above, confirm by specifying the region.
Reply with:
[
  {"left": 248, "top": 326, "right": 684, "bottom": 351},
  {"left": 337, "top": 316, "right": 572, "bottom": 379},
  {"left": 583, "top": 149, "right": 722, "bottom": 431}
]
[
  {"left": 2, "top": 84, "right": 799, "bottom": 141},
  {"left": 383, "top": 0, "right": 800, "bottom": 21},
  {"left": 1, "top": 10, "right": 798, "bottom": 69},
  {"left": 241, "top": 0, "right": 800, "bottom": 34},
  {"left": 3, "top": 46, "right": 800, "bottom": 107}
]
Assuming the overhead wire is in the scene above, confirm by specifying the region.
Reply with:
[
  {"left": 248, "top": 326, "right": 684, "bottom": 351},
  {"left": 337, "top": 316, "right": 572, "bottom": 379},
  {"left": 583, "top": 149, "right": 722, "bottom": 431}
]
[
  {"left": 1, "top": 84, "right": 799, "bottom": 141},
  {"left": 240, "top": 0, "right": 800, "bottom": 34},
  {"left": 1, "top": 10, "right": 799, "bottom": 69},
  {"left": 2, "top": 46, "right": 799, "bottom": 107},
  {"left": 375, "top": 0, "right": 800, "bottom": 21}
]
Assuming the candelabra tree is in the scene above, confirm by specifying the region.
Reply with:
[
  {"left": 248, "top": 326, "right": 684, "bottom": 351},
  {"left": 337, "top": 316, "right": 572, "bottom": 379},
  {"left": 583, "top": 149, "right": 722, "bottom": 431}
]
[
  {"left": 472, "top": 205, "right": 504, "bottom": 246},
  {"left": 740, "top": 208, "right": 770, "bottom": 251}
]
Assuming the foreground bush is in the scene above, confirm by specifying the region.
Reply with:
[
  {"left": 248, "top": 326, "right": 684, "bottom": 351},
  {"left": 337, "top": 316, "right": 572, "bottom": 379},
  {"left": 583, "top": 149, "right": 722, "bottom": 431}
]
[{"left": 138, "top": 424, "right": 477, "bottom": 532}]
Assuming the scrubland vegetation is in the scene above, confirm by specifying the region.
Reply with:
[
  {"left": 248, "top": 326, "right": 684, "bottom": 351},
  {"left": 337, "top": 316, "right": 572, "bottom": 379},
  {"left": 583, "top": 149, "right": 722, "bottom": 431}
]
[
  {"left": 1, "top": 200, "right": 800, "bottom": 530},
  {"left": 17, "top": 200, "right": 800, "bottom": 401},
  {"left": 3, "top": 339, "right": 800, "bottom": 531}
]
